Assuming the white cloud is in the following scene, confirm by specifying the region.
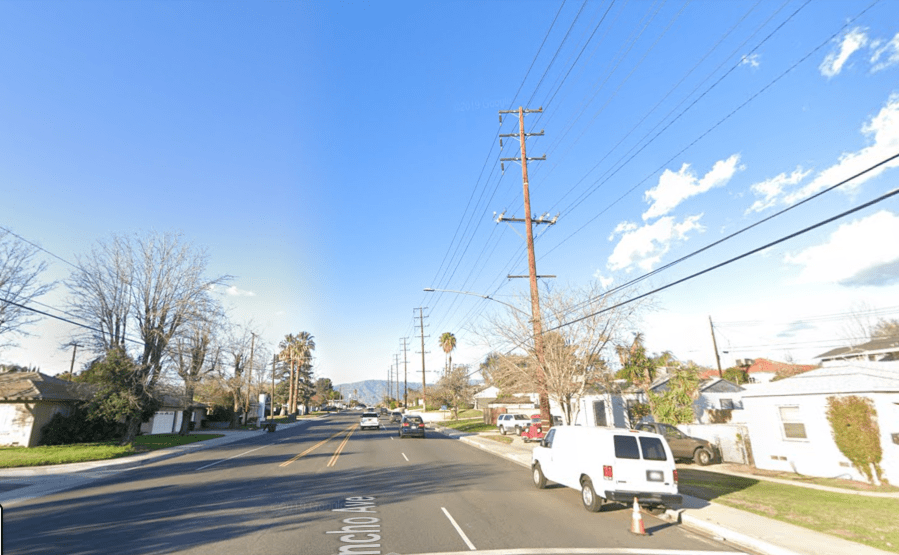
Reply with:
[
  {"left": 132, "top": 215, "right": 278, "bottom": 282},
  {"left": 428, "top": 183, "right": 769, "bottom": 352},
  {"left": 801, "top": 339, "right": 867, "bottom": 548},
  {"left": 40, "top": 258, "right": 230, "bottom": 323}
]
[
  {"left": 642, "top": 154, "right": 742, "bottom": 220},
  {"left": 740, "top": 53, "right": 760, "bottom": 68},
  {"left": 746, "top": 167, "right": 811, "bottom": 213},
  {"left": 210, "top": 284, "right": 256, "bottom": 297},
  {"left": 784, "top": 210, "right": 899, "bottom": 286},
  {"left": 820, "top": 27, "right": 868, "bottom": 77},
  {"left": 607, "top": 215, "right": 705, "bottom": 271},
  {"left": 783, "top": 93, "right": 899, "bottom": 204},
  {"left": 870, "top": 31, "right": 899, "bottom": 72},
  {"left": 592, "top": 271, "right": 614, "bottom": 289}
]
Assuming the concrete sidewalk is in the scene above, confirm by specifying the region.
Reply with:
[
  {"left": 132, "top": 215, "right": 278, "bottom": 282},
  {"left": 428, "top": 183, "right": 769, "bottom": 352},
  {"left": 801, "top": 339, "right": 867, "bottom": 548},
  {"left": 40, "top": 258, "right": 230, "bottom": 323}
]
[{"left": 431, "top": 425, "right": 895, "bottom": 555}]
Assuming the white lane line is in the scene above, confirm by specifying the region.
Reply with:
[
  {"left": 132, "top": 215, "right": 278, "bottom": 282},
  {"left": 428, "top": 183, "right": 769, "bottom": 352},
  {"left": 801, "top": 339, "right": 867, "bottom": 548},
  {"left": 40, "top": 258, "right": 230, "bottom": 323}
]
[
  {"left": 396, "top": 549, "right": 741, "bottom": 555},
  {"left": 441, "top": 507, "right": 476, "bottom": 551},
  {"left": 195, "top": 445, "right": 268, "bottom": 471},
  {"left": 402, "top": 452, "right": 409, "bottom": 462}
]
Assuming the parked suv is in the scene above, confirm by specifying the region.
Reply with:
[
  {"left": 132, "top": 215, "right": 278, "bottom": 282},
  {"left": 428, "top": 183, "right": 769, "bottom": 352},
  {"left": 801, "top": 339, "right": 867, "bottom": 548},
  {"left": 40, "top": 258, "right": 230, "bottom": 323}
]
[
  {"left": 634, "top": 422, "right": 719, "bottom": 465},
  {"left": 532, "top": 426, "right": 681, "bottom": 514},
  {"left": 360, "top": 411, "right": 380, "bottom": 430},
  {"left": 496, "top": 413, "right": 531, "bottom": 435}
]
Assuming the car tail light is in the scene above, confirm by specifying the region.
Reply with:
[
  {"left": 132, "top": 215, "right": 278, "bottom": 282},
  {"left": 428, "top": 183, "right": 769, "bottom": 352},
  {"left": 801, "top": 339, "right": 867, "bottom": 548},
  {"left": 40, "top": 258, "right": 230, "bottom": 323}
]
[
  {"left": 403, "top": 422, "right": 409, "bottom": 427},
  {"left": 603, "top": 465, "right": 613, "bottom": 481},
  {"left": 673, "top": 469, "right": 678, "bottom": 484}
]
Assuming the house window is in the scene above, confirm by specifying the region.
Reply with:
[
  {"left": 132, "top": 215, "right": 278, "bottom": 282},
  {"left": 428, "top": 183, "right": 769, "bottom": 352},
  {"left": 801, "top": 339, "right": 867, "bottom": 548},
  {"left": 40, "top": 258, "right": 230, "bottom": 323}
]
[
  {"left": 720, "top": 398, "right": 734, "bottom": 410},
  {"left": 778, "top": 406, "right": 807, "bottom": 439}
]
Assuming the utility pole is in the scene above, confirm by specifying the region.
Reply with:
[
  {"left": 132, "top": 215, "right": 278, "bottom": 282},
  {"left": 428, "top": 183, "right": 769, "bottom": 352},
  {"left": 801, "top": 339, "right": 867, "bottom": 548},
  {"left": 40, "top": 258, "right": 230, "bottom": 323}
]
[
  {"left": 709, "top": 316, "right": 723, "bottom": 378},
  {"left": 401, "top": 337, "right": 410, "bottom": 409},
  {"left": 271, "top": 354, "right": 277, "bottom": 417},
  {"left": 387, "top": 365, "right": 391, "bottom": 405},
  {"left": 415, "top": 307, "right": 429, "bottom": 410},
  {"left": 67, "top": 341, "right": 80, "bottom": 375},
  {"left": 393, "top": 353, "right": 400, "bottom": 402},
  {"left": 244, "top": 332, "right": 256, "bottom": 424},
  {"left": 497, "top": 106, "right": 556, "bottom": 430}
]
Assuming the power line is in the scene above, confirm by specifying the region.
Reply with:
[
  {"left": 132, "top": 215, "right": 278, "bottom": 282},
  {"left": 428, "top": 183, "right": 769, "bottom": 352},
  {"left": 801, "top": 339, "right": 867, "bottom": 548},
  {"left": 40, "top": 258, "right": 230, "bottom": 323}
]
[
  {"left": 546, "top": 183, "right": 899, "bottom": 333},
  {"left": 0, "top": 296, "right": 143, "bottom": 345}
]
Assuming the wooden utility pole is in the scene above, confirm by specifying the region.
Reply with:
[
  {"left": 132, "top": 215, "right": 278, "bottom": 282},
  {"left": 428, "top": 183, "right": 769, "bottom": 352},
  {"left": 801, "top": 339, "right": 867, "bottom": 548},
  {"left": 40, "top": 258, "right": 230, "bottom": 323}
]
[
  {"left": 244, "top": 332, "right": 255, "bottom": 424},
  {"left": 68, "top": 342, "right": 80, "bottom": 375},
  {"left": 498, "top": 106, "right": 555, "bottom": 430},
  {"left": 271, "top": 354, "right": 277, "bottom": 417},
  {"left": 401, "top": 337, "right": 409, "bottom": 409},
  {"left": 709, "top": 316, "right": 723, "bottom": 378},
  {"left": 415, "top": 307, "right": 429, "bottom": 409}
]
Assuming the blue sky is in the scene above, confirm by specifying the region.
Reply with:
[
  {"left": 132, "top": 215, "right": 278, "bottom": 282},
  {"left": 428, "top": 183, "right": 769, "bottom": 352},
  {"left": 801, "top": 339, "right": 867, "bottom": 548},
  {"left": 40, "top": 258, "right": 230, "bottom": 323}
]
[{"left": 3, "top": 0, "right": 899, "bottom": 385}]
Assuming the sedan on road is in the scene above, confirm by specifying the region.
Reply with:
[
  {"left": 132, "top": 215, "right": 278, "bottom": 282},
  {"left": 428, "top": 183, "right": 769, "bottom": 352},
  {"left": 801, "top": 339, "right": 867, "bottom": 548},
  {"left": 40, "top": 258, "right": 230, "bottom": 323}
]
[{"left": 399, "top": 415, "right": 425, "bottom": 438}]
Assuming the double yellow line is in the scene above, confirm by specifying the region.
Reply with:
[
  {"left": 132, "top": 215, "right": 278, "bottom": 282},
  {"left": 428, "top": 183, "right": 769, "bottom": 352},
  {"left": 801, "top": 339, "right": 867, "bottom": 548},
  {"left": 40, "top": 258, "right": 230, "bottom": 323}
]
[{"left": 279, "top": 423, "right": 358, "bottom": 468}]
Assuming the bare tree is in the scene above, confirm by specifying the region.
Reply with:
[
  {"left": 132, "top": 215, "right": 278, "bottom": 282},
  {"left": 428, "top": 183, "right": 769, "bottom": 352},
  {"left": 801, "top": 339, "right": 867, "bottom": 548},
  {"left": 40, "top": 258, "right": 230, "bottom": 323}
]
[
  {"left": 0, "top": 230, "right": 54, "bottom": 351},
  {"left": 67, "top": 234, "right": 133, "bottom": 351},
  {"left": 431, "top": 364, "right": 475, "bottom": 420},
  {"left": 67, "top": 231, "right": 229, "bottom": 444},
  {"left": 169, "top": 305, "right": 225, "bottom": 435},
  {"left": 479, "top": 282, "right": 643, "bottom": 426}
]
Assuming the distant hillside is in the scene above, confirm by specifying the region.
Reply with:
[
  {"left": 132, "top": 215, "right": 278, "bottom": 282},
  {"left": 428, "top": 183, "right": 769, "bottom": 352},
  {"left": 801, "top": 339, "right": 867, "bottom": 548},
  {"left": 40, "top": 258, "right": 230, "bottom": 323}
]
[{"left": 335, "top": 379, "right": 434, "bottom": 406}]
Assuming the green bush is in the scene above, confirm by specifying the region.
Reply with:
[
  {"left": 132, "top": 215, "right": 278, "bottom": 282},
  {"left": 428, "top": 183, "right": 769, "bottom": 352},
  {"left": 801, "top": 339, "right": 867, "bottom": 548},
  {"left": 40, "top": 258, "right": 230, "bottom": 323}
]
[
  {"left": 826, "top": 395, "right": 884, "bottom": 485},
  {"left": 40, "top": 405, "right": 126, "bottom": 445},
  {"left": 207, "top": 405, "right": 236, "bottom": 422}
]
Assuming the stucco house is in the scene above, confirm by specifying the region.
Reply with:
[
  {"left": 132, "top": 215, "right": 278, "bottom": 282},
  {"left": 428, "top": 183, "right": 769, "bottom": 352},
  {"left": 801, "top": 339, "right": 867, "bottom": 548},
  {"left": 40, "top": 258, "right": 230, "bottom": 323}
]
[
  {"left": 140, "top": 395, "right": 207, "bottom": 435},
  {"left": 0, "top": 371, "right": 94, "bottom": 447},
  {"left": 816, "top": 337, "right": 899, "bottom": 369},
  {"left": 741, "top": 364, "right": 899, "bottom": 484}
]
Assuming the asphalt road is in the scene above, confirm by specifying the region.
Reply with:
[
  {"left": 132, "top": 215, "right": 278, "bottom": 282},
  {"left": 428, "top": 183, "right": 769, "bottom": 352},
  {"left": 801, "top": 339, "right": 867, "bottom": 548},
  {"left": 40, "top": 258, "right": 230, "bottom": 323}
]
[{"left": 3, "top": 413, "right": 747, "bottom": 555}]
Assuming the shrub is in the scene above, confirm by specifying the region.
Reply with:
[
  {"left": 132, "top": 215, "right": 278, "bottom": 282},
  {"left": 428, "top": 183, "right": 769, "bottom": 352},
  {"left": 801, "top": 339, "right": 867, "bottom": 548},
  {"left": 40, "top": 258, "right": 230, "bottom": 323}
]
[
  {"left": 207, "top": 405, "right": 236, "bottom": 422},
  {"left": 826, "top": 395, "right": 884, "bottom": 485},
  {"left": 40, "top": 404, "right": 126, "bottom": 445}
]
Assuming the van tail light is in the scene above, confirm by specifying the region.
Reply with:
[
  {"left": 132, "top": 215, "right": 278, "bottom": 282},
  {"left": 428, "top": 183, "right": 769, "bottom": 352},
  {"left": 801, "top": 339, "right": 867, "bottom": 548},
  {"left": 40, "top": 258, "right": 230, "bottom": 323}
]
[
  {"left": 603, "top": 465, "right": 613, "bottom": 481},
  {"left": 673, "top": 469, "right": 678, "bottom": 484}
]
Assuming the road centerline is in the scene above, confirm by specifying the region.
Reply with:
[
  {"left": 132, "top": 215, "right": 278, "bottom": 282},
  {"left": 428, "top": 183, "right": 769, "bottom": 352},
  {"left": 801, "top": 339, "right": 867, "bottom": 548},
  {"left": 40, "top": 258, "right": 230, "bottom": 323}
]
[
  {"left": 280, "top": 424, "right": 355, "bottom": 468},
  {"left": 326, "top": 424, "right": 357, "bottom": 467}
]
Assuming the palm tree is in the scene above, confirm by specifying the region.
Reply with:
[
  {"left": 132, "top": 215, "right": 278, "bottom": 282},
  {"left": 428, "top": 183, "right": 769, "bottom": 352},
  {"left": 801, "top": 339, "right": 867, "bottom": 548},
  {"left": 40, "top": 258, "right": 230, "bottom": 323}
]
[
  {"left": 278, "top": 334, "right": 297, "bottom": 414},
  {"left": 439, "top": 332, "right": 457, "bottom": 375},
  {"left": 294, "top": 331, "right": 316, "bottom": 413}
]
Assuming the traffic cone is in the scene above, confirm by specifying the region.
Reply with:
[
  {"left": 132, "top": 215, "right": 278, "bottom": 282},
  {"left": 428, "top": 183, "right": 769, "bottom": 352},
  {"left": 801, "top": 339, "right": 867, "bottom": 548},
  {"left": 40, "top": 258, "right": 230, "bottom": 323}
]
[{"left": 630, "top": 497, "right": 647, "bottom": 536}]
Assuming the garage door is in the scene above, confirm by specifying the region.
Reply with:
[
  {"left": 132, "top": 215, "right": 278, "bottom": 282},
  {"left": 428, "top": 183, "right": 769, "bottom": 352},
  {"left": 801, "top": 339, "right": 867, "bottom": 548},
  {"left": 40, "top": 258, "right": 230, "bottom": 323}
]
[{"left": 151, "top": 411, "right": 176, "bottom": 434}]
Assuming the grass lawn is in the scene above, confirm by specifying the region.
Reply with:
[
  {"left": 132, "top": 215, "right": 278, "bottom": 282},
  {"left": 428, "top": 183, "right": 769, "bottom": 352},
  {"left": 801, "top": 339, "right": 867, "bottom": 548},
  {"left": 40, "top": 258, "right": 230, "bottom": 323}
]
[
  {"left": 678, "top": 468, "right": 899, "bottom": 553},
  {"left": 438, "top": 416, "right": 495, "bottom": 433},
  {"left": 0, "top": 433, "right": 225, "bottom": 468},
  {"left": 484, "top": 435, "right": 513, "bottom": 445}
]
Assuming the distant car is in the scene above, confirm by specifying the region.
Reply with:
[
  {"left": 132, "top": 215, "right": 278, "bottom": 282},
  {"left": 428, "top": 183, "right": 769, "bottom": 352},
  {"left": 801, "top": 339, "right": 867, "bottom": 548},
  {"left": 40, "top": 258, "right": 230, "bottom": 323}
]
[
  {"left": 389, "top": 411, "right": 402, "bottom": 423},
  {"left": 399, "top": 415, "right": 425, "bottom": 438},
  {"left": 496, "top": 413, "right": 531, "bottom": 435},
  {"left": 360, "top": 411, "right": 380, "bottom": 430},
  {"left": 634, "top": 422, "right": 720, "bottom": 465},
  {"left": 379, "top": 407, "right": 389, "bottom": 416}
]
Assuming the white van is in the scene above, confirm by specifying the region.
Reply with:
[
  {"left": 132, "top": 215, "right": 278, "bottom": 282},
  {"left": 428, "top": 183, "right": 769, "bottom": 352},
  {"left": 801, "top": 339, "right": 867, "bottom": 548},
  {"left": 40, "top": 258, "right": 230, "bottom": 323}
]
[{"left": 531, "top": 426, "right": 681, "bottom": 513}]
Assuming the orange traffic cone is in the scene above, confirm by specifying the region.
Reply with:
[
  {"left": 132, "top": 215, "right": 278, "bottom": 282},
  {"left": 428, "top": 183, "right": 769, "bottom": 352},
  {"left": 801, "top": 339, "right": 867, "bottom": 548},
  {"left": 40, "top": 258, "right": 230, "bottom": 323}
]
[{"left": 630, "top": 497, "right": 647, "bottom": 536}]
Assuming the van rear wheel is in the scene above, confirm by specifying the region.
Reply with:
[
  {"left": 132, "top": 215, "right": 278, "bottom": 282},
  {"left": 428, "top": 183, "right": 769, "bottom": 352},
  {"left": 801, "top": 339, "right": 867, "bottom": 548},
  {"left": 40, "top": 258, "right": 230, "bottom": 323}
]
[
  {"left": 580, "top": 478, "right": 603, "bottom": 512},
  {"left": 532, "top": 463, "right": 547, "bottom": 489}
]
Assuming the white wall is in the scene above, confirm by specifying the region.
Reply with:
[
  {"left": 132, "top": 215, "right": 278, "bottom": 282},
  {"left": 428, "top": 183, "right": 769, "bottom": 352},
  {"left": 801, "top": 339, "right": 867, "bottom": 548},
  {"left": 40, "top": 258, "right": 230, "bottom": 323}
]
[{"left": 744, "top": 393, "right": 899, "bottom": 483}]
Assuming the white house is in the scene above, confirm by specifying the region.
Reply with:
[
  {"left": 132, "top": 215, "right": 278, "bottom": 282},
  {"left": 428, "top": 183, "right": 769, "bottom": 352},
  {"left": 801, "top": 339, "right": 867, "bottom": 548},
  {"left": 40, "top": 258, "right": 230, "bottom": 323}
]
[
  {"left": 649, "top": 376, "right": 746, "bottom": 424},
  {"left": 741, "top": 364, "right": 899, "bottom": 484}
]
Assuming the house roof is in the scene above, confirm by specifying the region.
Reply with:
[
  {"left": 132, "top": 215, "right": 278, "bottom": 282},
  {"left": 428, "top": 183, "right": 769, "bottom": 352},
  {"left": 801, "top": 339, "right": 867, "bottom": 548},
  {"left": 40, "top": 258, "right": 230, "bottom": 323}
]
[
  {"left": 741, "top": 364, "right": 899, "bottom": 398},
  {"left": 815, "top": 336, "right": 899, "bottom": 360},
  {"left": 0, "top": 371, "right": 94, "bottom": 402},
  {"left": 648, "top": 376, "right": 743, "bottom": 393}
]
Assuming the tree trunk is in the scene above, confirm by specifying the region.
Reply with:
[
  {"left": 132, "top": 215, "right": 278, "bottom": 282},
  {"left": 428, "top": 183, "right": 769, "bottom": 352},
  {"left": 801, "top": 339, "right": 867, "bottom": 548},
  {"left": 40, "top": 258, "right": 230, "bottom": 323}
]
[
  {"left": 120, "top": 417, "right": 141, "bottom": 446},
  {"left": 178, "top": 407, "right": 193, "bottom": 435}
]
